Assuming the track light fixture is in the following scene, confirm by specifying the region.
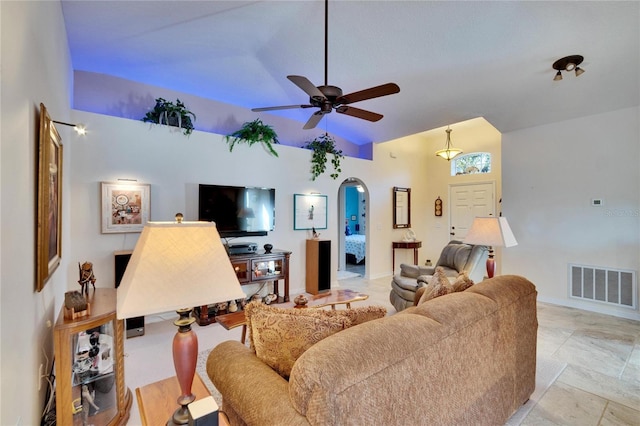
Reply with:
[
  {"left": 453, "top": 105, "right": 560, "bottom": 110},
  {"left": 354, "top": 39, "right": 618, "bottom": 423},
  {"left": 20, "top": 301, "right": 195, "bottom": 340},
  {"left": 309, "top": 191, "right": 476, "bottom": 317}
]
[
  {"left": 52, "top": 120, "right": 86, "bottom": 135},
  {"left": 552, "top": 55, "right": 585, "bottom": 81}
]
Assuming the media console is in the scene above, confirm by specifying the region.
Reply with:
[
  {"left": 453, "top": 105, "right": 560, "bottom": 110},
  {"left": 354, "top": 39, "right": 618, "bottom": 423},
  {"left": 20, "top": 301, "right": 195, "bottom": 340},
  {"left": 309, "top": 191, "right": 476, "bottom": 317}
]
[{"left": 194, "top": 248, "right": 291, "bottom": 326}]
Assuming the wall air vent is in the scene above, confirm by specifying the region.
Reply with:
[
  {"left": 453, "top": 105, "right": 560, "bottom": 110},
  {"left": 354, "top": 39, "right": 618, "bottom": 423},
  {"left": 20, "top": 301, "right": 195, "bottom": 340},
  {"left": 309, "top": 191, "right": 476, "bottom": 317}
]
[{"left": 569, "top": 264, "right": 637, "bottom": 309}]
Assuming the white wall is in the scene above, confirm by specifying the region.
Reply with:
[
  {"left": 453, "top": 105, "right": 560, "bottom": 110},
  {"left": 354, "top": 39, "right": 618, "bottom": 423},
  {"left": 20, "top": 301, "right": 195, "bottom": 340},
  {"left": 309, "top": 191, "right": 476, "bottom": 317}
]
[
  {"left": 1, "top": 2, "right": 73, "bottom": 425},
  {"left": 67, "top": 110, "right": 426, "bottom": 298},
  {"left": 502, "top": 106, "right": 640, "bottom": 320},
  {"left": 379, "top": 117, "right": 503, "bottom": 269}
]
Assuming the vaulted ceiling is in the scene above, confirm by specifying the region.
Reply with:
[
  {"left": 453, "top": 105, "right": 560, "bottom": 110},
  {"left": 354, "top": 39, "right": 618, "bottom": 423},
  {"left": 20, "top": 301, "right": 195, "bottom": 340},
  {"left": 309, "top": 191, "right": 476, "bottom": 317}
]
[{"left": 61, "top": 1, "right": 639, "bottom": 145}]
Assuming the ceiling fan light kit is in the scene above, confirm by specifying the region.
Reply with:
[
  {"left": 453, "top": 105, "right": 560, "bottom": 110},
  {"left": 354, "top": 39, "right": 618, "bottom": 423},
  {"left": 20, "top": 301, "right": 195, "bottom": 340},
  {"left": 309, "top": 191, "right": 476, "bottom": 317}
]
[
  {"left": 251, "top": 0, "right": 400, "bottom": 130},
  {"left": 435, "top": 126, "right": 463, "bottom": 161},
  {"left": 552, "top": 55, "right": 585, "bottom": 81}
]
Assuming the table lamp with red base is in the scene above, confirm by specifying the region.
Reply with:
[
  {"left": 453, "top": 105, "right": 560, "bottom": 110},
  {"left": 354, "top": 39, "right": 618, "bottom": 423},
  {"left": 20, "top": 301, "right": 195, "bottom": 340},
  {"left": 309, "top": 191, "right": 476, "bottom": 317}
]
[{"left": 464, "top": 216, "right": 518, "bottom": 279}]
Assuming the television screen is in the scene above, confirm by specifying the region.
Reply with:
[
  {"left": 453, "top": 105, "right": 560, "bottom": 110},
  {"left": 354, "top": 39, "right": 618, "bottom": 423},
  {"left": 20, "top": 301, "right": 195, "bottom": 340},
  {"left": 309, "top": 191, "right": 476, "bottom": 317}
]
[{"left": 198, "top": 184, "right": 275, "bottom": 237}]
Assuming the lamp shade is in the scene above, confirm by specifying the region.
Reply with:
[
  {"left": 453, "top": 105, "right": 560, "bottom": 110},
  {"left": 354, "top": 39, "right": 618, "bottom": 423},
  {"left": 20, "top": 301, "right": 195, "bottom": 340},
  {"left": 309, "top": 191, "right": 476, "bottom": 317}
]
[
  {"left": 117, "top": 221, "right": 245, "bottom": 319},
  {"left": 463, "top": 217, "right": 518, "bottom": 248}
]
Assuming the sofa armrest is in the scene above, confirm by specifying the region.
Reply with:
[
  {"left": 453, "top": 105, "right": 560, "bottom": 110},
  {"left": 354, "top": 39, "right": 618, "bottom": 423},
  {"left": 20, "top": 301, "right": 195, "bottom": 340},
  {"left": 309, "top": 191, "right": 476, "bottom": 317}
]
[{"left": 206, "top": 341, "right": 308, "bottom": 425}]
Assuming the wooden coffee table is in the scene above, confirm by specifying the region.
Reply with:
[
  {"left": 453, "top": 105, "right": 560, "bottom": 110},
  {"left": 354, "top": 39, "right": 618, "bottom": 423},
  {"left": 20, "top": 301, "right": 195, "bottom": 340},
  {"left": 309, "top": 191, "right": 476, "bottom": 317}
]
[{"left": 215, "top": 289, "right": 369, "bottom": 344}]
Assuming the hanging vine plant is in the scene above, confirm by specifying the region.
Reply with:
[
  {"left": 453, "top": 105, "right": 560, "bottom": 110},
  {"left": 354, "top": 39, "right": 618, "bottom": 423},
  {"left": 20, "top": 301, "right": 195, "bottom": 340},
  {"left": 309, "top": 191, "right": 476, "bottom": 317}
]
[
  {"left": 302, "top": 133, "right": 344, "bottom": 180},
  {"left": 224, "top": 119, "right": 279, "bottom": 157},
  {"left": 141, "top": 97, "right": 196, "bottom": 136}
]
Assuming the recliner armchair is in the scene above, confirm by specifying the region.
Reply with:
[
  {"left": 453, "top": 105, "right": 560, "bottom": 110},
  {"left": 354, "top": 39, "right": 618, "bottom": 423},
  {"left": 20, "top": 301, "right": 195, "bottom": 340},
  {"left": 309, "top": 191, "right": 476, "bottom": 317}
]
[{"left": 390, "top": 240, "right": 488, "bottom": 312}]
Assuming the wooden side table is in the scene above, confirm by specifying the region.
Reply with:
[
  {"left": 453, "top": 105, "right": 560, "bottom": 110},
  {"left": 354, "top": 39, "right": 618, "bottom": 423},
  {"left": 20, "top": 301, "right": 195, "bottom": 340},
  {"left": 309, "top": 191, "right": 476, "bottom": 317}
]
[
  {"left": 136, "top": 373, "right": 229, "bottom": 426},
  {"left": 392, "top": 240, "right": 422, "bottom": 271}
]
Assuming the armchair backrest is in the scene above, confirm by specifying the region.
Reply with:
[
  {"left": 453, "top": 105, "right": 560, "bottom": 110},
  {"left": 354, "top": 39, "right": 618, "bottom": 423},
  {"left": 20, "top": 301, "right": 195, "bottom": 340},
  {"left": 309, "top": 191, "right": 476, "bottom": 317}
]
[{"left": 435, "top": 240, "right": 488, "bottom": 281}]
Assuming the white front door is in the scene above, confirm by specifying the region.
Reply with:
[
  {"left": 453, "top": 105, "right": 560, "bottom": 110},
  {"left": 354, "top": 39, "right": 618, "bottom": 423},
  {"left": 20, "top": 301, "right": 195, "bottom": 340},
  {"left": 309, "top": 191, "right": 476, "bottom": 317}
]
[{"left": 449, "top": 182, "right": 495, "bottom": 240}]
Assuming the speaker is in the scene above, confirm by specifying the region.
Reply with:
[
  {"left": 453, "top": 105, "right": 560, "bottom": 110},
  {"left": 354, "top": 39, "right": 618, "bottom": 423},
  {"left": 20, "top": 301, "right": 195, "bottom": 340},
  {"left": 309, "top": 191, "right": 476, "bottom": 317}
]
[
  {"left": 115, "top": 250, "right": 145, "bottom": 338},
  {"left": 305, "top": 239, "right": 331, "bottom": 294}
]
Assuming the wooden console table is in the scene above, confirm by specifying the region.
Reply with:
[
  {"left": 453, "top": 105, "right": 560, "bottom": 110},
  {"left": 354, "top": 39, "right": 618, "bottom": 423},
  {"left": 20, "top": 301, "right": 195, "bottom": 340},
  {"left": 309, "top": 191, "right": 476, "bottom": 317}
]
[
  {"left": 392, "top": 241, "right": 422, "bottom": 271},
  {"left": 194, "top": 249, "right": 291, "bottom": 326}
]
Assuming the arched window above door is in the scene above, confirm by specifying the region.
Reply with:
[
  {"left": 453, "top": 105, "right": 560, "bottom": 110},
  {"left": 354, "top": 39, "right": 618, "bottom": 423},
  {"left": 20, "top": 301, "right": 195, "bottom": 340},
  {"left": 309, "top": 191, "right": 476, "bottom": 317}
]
[{"left": 451, "top": 152, "right": 491, "bottom": 176}]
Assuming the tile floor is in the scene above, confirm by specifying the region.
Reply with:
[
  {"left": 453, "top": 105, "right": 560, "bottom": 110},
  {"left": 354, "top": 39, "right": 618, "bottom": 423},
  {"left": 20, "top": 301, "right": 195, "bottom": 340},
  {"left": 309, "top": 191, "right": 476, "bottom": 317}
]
[{"left": 126, "top": 275, "right": 640, "bottom": 425}]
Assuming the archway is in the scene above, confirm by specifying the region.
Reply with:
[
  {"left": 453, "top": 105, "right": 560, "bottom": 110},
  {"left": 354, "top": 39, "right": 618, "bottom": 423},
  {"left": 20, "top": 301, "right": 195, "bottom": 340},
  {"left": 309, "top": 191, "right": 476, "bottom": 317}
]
[{"left": 337, "top": 177, "right": 369, "bottom": 279}]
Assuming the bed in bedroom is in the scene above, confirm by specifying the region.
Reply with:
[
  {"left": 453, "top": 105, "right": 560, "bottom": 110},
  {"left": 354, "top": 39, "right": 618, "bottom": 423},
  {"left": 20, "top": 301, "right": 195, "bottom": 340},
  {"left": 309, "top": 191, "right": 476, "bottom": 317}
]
[{"left": 345, "top": 234, "right": 366, "bottom": 264}]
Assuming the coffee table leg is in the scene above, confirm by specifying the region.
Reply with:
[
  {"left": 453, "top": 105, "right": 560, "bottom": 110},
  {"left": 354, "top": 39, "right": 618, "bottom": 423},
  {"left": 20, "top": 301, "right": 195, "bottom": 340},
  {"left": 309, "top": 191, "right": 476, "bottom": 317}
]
[{"left": 241, "top": 325, "right": 246, "bottom": 344}]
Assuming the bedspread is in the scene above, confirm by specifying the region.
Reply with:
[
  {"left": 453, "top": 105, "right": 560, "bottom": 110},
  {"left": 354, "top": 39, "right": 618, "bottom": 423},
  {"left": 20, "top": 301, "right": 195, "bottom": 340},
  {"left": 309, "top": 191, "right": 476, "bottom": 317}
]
[{"left": 345, "top": 234, "right": 366, "bottom": 263}]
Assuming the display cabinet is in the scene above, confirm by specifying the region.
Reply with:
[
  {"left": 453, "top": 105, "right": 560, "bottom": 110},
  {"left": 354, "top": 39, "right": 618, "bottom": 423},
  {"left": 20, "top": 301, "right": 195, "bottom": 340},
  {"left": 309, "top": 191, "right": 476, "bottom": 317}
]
[{"left": 54, "top": 288, "right": 131, "bottom": 426}]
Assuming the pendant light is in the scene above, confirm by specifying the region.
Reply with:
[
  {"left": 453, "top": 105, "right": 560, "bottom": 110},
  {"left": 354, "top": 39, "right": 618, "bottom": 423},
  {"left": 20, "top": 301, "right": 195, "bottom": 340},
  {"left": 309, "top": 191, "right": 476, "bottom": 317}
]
[{"left": 435, "top": 126, "right": 463, "bottom": 161}]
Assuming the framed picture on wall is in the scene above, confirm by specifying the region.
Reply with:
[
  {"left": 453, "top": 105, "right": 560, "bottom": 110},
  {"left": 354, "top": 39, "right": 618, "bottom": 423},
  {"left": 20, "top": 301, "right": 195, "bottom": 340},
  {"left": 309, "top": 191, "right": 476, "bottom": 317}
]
[
  {"left": 293, "top": 194, "right": 327, "bottom": 230},
  {"left": 36, "top": 103, "right": 63, "bottom": 292},
  {"left": 101, "top": 182, "right": 151, "bottom": 233}
]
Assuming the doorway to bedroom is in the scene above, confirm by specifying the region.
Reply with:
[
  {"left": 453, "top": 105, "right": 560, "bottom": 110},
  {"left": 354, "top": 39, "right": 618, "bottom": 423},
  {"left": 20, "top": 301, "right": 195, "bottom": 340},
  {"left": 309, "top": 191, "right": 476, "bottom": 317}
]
[{"left": 337, "top": 178, "right": 368, "bottom": 280}]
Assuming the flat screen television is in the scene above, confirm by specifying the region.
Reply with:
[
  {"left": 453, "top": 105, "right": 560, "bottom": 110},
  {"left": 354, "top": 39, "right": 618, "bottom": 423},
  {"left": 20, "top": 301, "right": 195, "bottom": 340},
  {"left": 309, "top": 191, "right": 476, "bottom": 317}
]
[{"left": 198, "top": 184, "right": 275, "bottom": 238}]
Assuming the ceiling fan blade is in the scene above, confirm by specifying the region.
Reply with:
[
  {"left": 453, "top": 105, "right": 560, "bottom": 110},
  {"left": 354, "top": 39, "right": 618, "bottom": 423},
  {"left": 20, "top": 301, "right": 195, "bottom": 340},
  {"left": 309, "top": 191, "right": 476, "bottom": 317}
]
[
  {"left": 252, "top": 104, "right": 313, "bottom": 112},
  {"left": 337, "top": 83, "right": 400, "bottom": 105},
  {"left": 336, "top": 106, "right": 383, "bottom": 122},
  {"left": 303, "top": 111, "right": 325, "bottom": 129},
  {"left": 288, "top": 75, "right": 326, "bottom": 100}
]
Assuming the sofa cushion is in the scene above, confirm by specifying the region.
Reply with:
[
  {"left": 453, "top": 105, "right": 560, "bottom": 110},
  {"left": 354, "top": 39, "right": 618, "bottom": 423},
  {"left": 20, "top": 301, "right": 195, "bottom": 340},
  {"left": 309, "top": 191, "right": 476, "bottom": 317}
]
[
  {"left": 244, "top": 302, "right": 386, "bottom": 379},
  {"left": 417, "top": 267, "right": 453, "bottom": 305},
  {"left": 452, "top": 271, "right": 474, "bottom": 292},
  {"left": 323, "top": 305, "right": 387, "bottom": 325}
]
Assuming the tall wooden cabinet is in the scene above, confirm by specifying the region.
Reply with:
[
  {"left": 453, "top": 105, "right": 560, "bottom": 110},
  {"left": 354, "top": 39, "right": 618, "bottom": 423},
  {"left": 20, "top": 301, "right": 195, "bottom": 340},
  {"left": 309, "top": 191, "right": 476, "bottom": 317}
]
[
  {"left": 306, "top": 239, "right": 331, "bottom": 294},
  {"left": 53, "top": 288, "right": 131, "bottom": 425}
]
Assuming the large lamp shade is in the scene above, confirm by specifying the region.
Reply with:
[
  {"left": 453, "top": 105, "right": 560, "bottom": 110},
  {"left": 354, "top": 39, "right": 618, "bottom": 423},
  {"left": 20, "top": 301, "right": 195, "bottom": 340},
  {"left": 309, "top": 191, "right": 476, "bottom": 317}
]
[
  {"left": 464, "top": 217, "right": 517, "bottom": 278},
  {"left": 116, "top": 220, "right": 244, "bottom": 425}
]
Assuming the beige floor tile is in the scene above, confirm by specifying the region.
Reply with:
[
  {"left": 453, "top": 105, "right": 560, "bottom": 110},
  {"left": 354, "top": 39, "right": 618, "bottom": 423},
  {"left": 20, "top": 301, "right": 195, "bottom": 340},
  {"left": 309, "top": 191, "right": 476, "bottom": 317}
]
[
  {"left": 537, "top": 325, "right": 573, "bottom": 357},
  {"left": 521, "top": 381, "right": 607, "bottom": 426},
  {"left": 552, "top": 329, "right": 634, "bottom": 378},
  {"left": 558, "top": 364, "right": 640, "bottom": 411},
  {"left": 620, "top": 362, "right": 640, "bottom": 386},
  {"left": 599, "top": 400, "right": 640, "bottom": 426}
]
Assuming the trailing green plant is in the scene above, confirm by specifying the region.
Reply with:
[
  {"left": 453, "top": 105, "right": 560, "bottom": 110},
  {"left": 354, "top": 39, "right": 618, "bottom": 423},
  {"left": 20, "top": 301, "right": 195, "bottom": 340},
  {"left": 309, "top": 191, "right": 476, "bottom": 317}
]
[
  {"left": 302, "top": 133, "right": 344, "bottom": 180},
  {"left": 142, "top": 97, "right": 196, "bottom": 136},
  {"left": 224, "top": 119, "right": 279, "bottom": 157}
]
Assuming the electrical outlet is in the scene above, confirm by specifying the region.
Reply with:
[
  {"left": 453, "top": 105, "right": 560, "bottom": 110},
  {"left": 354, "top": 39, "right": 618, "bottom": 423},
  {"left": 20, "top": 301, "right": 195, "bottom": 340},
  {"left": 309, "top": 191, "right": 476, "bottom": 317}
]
[{"left": 38, "top": 364, "right": 44, "bottom": 391}]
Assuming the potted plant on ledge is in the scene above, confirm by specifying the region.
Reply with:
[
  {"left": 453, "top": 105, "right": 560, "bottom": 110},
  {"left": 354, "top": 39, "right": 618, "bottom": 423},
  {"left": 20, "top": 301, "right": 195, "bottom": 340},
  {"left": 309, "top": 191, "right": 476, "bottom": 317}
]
[
  {"left": 302, "top": 133, "right": 344, "bottom": 180},
  {"left": 224, "top": 119, "right": 280, "bottom": 157},
  {"left": 142, "top": 97, "right": 196, "bottom": 136}
]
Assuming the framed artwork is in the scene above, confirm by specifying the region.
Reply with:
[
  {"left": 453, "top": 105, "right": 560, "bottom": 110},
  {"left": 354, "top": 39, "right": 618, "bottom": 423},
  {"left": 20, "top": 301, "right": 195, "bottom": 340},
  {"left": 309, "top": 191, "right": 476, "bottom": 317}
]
[
  {"left": 293, "top": 194, "right": 327, "bottom": 230},
  {"left": 101, "top": 182, "right": 150, "bottom": 233},
  {"left": 36, "top": 103, "right": 63, "bottom": 292}
]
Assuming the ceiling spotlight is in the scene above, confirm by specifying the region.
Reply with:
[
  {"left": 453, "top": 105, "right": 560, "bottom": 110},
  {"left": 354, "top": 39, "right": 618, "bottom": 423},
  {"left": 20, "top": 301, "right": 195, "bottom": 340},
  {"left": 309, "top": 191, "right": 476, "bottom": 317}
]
[{"left": 552, "top": 55, "right": 585, "bottom": 81}]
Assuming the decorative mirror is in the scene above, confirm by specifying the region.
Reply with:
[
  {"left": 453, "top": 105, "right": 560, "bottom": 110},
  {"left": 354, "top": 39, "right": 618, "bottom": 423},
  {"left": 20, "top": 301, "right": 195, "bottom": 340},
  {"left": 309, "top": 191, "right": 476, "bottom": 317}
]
[{"left": 393, "top": 187, "right": 411, "bottom": 229}]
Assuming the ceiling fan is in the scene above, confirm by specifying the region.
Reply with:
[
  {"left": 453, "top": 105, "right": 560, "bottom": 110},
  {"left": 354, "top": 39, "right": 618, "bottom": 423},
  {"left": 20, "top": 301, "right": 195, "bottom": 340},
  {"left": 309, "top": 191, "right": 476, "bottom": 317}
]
[{"left": 251, "top": 0, "right": 400, "bottom": 130}]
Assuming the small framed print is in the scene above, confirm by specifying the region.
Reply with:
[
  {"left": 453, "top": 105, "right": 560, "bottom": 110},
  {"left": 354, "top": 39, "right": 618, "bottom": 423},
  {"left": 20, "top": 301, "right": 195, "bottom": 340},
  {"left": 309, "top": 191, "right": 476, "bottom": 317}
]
[
  {"left": 293, "top": 194, "right": 327, "bottom": 230},
  {"left": 101, "top": 182, "right": 150, "bottom": 233}
]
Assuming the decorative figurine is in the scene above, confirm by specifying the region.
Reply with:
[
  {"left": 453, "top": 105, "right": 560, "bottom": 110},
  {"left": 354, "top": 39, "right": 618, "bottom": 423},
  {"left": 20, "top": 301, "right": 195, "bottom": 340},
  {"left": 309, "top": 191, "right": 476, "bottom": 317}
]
[
  {"left": 294, "top": 294, "right": 308, "bottom": 307},
  {"left": 82, "top": 384, "right": 99, "bottom": 422},
  {"left": 78, "top": 262, "right": 96, "bottom": 295},
  {"left": 228, "top": 300, "right": 238, "bottom": 313}
]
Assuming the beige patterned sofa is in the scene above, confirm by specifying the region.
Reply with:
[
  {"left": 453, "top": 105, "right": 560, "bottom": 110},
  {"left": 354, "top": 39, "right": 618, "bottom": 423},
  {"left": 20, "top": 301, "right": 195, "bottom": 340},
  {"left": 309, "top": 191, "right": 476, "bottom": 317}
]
[{"left": 207, "top": 275, "right": 537, "bottom": 425}]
